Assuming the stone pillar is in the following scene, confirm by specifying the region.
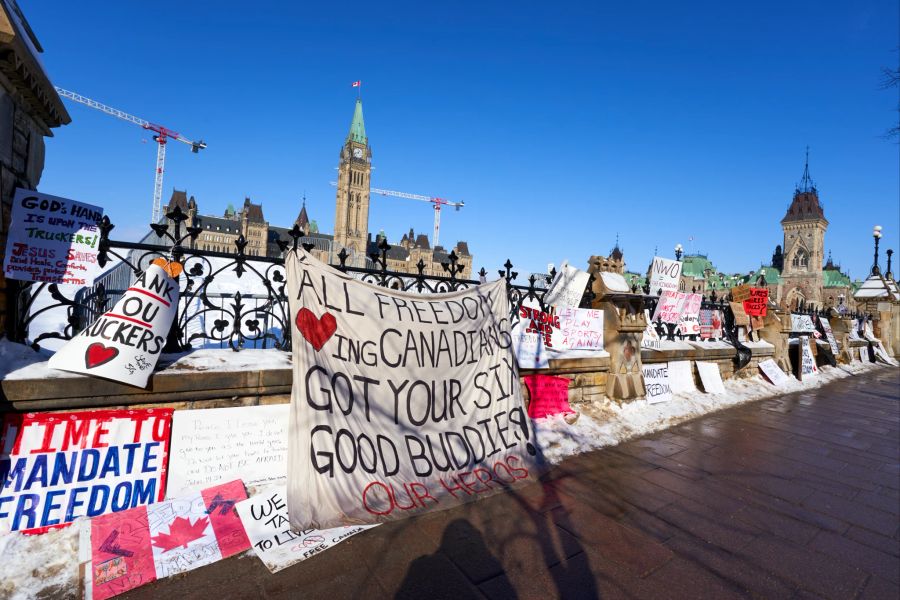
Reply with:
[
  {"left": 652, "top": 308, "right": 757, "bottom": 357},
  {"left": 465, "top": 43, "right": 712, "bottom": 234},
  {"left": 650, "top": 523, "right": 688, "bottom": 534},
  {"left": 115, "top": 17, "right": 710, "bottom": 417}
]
[
  {"left": 755, "top": 308, "right": 792, "bottom": 372},
  {"left": 827, "top": 314, "right": 855, "bottom": 364}
]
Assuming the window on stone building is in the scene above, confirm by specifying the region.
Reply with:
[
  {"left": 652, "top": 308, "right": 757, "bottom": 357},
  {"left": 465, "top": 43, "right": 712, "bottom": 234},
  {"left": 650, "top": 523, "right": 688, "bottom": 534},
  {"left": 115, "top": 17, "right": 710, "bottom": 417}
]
[{"left": 792, "top": 249, "right": 809, "bottom": 269}]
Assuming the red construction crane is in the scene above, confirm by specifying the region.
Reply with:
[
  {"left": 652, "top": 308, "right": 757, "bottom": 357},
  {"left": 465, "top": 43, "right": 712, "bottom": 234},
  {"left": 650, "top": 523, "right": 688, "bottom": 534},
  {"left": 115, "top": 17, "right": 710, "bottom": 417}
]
[
  {"left": 330, "top": 182, "right": 464, "bottom": 247},
  {"left": 54, "top": 87, "right": 206, "bottom": 224}
]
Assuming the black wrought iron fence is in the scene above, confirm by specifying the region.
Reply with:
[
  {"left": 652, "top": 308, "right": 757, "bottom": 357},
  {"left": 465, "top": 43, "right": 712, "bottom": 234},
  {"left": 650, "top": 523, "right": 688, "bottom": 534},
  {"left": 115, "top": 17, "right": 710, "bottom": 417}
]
[{"left": 12, "top": 205, "right": 591, "bottom": 352}]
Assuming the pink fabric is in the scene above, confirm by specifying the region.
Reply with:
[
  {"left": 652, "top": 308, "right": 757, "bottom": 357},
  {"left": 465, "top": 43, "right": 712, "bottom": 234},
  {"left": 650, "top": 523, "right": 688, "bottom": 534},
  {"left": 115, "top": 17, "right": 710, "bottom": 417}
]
[{"left": 524, "top": 375, "right": 574, "bottom": 419}]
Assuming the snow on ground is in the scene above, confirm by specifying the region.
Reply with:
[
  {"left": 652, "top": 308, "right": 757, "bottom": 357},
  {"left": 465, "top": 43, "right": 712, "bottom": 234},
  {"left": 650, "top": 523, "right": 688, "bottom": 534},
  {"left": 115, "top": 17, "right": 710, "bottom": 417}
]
[
  {"left": 534, "top": 360, "right": 885, "bottom": 464},
  {"left": 0, "top": 522, "right": 80, "bottom": 600}
]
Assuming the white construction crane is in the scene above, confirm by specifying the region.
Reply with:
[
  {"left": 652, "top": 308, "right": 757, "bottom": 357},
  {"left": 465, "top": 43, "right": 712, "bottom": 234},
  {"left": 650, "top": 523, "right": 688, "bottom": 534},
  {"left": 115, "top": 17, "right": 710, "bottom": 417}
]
[
  {"left": 55, "top": 87, "right": 206, "bottom": 223},
  {"left": 330, "top": 182, "right": 464, "bottom": 247}
]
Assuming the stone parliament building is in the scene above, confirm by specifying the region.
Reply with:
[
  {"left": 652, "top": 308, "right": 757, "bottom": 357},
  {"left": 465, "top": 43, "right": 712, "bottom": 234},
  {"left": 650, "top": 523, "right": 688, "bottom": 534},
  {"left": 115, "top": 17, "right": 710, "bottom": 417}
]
[{"left": 163, "top": 98, "right": 473, "bottom": 278}]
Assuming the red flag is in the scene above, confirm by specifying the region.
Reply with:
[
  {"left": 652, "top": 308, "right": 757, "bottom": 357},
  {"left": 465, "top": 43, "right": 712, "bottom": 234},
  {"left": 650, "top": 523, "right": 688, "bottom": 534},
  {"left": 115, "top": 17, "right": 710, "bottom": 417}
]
[{"left": 351, "top": 80, "right": 361, "bottom": 87}]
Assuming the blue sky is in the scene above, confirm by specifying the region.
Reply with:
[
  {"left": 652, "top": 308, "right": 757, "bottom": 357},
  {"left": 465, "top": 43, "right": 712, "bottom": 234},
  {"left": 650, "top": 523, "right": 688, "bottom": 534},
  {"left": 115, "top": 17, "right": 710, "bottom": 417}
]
[{"left": 24, "top": 0, "right": 900, "bottom": 281}]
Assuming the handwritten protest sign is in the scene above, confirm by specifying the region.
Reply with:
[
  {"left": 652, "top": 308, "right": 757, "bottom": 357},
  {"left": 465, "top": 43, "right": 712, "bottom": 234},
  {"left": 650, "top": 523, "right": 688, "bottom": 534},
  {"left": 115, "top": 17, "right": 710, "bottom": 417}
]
[
  {"left": 641, "top": 309, "right": 661, "bottom": 349},
  {"left": 166, "top": 405, "right": 289, "bottom": 499},
  {"left": 652, "top": 290, "right": 686, "bottom": 324},
  {"left": 678, "top": 293, "right": 702, "bottom": 336},
  {"left": 642, "top": 363, "right": 671, "bottom": 404},
  {"left": 2, "top": 188, "right": 103, "bottom": 286},
  {"left": 543, "top": 262, "right": 590, "bottom": 308},
  {"left": 819, "top": 318, "right": 839, "bottom": 356},
  {"left": 557, "top": 307, "right": 604, "bottom": 350},
  {"left": 730, "top": 284, "right": 751, "bottom": 303},
  {"left": 523, "top": 374, "right": 573, "bottom": 419},
  {"left": 758, "top": 358, "right": 791, "bottom": 386},
  {"left": 799, "top": 336, "right": 818, "bottom": 379},
  {"left": 48, "top": 263, "right": 178, "bottom": 387},
  {"left": 790, "top": 314, "right": 816, "bottom": 333},
  {"left": 512, "top": 302, "right": 561, "bottom": 368},
  {"left": 90, "top": 479, "right": 250, "bottom": 600},
  {"left": 285, "top": 249, "right": 543, "bottom": 531},
  {"left": 668, "top": 361, "right": 697, "bottom": 394},
  {"left": 743, "top": 288, "right": 769, "bottom": 317},
  {"left": 730, "top": 302, "right": 750, "bottom": 327},
  {"left": 236, "top": 484, "right": 373, "bottom": 573},
  {"left": 0, "top": 408, "right": 172, "bottom": 534},
  {"left": 699, "top": 309, "right": 723, "bottom": 340},
  {"left": 648, "top": 257, "right": 682, "bottom": 296},
  {"left": 696, "top": 362, "right": 726, "bottom": 394}
]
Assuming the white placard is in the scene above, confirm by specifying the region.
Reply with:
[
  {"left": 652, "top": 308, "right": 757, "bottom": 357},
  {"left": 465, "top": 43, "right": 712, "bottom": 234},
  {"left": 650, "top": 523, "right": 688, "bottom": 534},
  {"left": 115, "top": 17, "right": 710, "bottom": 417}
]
[
  {"left": 859, "top": 346, "right": 869, "bottom": 362},
  {"left": 790, "top": 314, "right": 816, "bottom": 333},
  {"left": 599, "top": 271, "right": 631, "bottom": 293},
  {"left": 758, "top": 358, "right": 791, "bottom": 386},
  {"left": 166, "top": 404, "right": 290, "bottom": 498},
  {"left": 48, "top": 263, "right": 178, "bottom": 387},
  {"left": 557, "top": 306, "right": 604, "bottom": 350},
  {"left": 642, "top": 363, "right": 671, "bottom": 404},
  {"left": 544, "top": 262, "right": 591, "bottom": 308},
  {"left": 799, "top": 336, "right": 818, "bottom": 379},
  {"left": 696, "top": 361, "right": 726, "bottom": 394},
  {"left": 678, "top": 293, "right": 702, "bottom": 336},
  {"left": 641, "top": 309, "right": 661, "bottom": 350},
  {"left": 648, "top": 256, "right": 682, "bottom": 296},
  {"left": 235, "top": 484, "right": 374, "bottom": 573},
  {"left": 2, "top": 188, "right": 103, "bottom": 286},
  {"left": 668, "top": 360, "right": 696, "bottom": 394},
  {"left": 819, "top": 318, "right": 839, "bottom": 355},
  {"left": 873, "top": 343, "right": 899, "bottom": 366},
  {"left": 652, "top": 290, "right": 687, "bottom": 324}
]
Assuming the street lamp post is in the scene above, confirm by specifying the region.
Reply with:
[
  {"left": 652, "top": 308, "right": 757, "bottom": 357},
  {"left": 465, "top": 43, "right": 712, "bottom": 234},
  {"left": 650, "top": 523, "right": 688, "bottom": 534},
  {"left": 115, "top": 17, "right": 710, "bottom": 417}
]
[
  {"left": 675, "top": 243, "right": 683, "bottom": 261},
  {"left": 871, "top": 225, "right": 883, "bottom": 276},
  {"left": 887, "top": 249, "right": 894, "bottom": 279}
]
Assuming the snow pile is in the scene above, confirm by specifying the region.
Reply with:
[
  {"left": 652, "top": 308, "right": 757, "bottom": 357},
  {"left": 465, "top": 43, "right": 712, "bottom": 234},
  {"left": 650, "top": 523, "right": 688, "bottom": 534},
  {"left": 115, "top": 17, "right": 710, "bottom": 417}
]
[
  {"left": 0, "top": 338, "right": 69, "bottom": 381},
  {"left": 534, "top": 360, "right": 883, "bottom": 464},
  {"left": 0, "top": 524, "right": 80, "bottom": 600},
  {"left": 159, "top": 348, "right": 292, "bottom": 372}
]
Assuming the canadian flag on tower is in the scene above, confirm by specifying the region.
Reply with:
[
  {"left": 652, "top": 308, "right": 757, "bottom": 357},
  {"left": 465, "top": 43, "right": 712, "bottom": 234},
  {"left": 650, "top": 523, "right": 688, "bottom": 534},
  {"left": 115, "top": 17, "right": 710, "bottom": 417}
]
[{"left": 351, "top": 80, "right": 361, "bottom": 87}]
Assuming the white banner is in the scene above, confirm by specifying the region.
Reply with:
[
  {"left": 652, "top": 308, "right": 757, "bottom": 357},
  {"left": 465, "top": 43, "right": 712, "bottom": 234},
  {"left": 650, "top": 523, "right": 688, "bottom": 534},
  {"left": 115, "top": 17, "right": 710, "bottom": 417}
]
[
  {"left": 166, "top": 405, "right": 289, "bottom": 498},
  {"left": 48, "top": 263, "right": 178, "bottom": 387},
  {"left": 642, "top": 363, "right": 671, "bottom": 404},
  {"left": 799, "top": 336, "right": 818, "bottom": 379},
  {"left": 235, "top": 484, "right": 374, "bottom": 573},
  {"left": 648, "top": 257, "right": 682, "bottom": 296},
  {"left": 543, "top": 262, "right": 590, "bottom": 309},
  {"left": 285, "top": 250, "right": 543, "bottom": 531},
  {"left": 819, "top": 318, "right": 840, "bottom": 355}
]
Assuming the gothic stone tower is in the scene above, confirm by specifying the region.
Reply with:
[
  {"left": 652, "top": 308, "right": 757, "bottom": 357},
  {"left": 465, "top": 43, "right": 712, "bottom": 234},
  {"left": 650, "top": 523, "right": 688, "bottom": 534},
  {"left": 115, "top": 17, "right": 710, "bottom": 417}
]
[
  {"left": 780, "top": 152, "right": 828, "bottom": 309},
  {"left": 333, "top": 99, "right": 372, "bottom": 259}
]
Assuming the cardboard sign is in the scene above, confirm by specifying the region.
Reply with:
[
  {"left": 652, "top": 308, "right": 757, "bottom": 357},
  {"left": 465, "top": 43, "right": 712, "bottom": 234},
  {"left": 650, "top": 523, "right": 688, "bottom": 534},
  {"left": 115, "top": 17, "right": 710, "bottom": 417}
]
[
  {"left": 557, "top": 307, "right": 604, "bottom": 350},
  {"left": 523, "top": 374, "right": 573, "bottom": 419},
  {"left": 696, "top": 361, "right": 726, "bottom": 394},
  {"left": 2, "top": 188, "right": 103, "bottom": 286},
  {"left": 543, "top": 262, "right": 591, "bottom": 308},
  {"left": 730, "top": 284, "right": 751, "bottom": 303},
  {"left": 285, "top": 249, "right": 542, "bottom": 531},
  {"left": 678, "top": 293, "right": 702, "bottom": 336},
  {"left": 641, "top": 309, "right": 661, "bottom": 349},
  {"left": 166, "top": 404, "right": 289, "bottom": 499},
  {"left": 819, "top": 318, "right": 840, "bottom": 356},
  {"left": 799, "top": 336, "right": 818, "bottom": 379},
  {"left": 758, "top": 358, "right": 791, "bottom": 386},
  {"left": 90, "top": 479, "right": 250, "bottom": 600},
  {"left": 235, "top": 484, "right": 373, "bottom": 573},
  {"left": 790, "top": 314, "right": 816, "bottom": 333},
  {"left": 642, "top": 363, "right": 671, "bottom": 404},
  {"left": 652, "top": 290, "right": 686, "bottom": 324},
  {"left": 648, "top": 257, "right": 682, "bottom": 296},
  {"left": 48, "top": 264, "right": 179, "bottom": 387},
  {"left": 730, "top": 302, "right": 750, "bottom": 327},
  {"left": 743, "top": 288, "right": 769, "bottom": 317},
  {"left": 0, "top": 408, "right": 172, "bottom": 534},
  {"left": 699, "top": 309, "right": 723, "bottom": 340},
  {"left": 668, "top": 360, "right": 696, "bottom": 394}
]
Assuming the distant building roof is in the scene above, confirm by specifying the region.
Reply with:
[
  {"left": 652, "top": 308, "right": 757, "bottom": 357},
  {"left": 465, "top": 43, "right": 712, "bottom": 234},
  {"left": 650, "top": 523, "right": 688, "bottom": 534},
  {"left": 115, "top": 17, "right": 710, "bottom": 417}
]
[
  {"left": 295, "top": 200, "right": 309, "bottom": 230},
  {"left": 242, "top": 197, "right": 265, "bottom": 222},
  {"left": 167, "top": 189, "right": 189, "bottom": 212},
  {"left": 782, "top": 151, "right": 827, "bottom": 224},
  {"left": 456, "top": 241, "right": 470, "bottom": 255},
  {"left": 853, "top": 274, "right": 898, "bottom": 300},
  {"left": 681, "top": 254, "right": 715, "bottom": 278},
  {"left": 347, "top": 99, "right": 367, "bottom": 145},
  {"left": 414, "top": 234, "right": 431, "bottom": 250}
]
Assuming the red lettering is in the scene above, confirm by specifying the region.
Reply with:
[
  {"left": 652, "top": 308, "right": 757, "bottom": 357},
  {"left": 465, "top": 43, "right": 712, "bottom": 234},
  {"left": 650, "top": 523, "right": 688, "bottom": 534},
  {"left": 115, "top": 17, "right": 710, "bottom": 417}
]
[
  {"left": 31, "top": 421, "right": 60, "bottom": 454},
  {"left": 60, "top": 419, "right": 90, "bottom": 451},
  {"left": 362, "top": 481, "right": 393, "bottom": 516},
  {"left": 439, "top": 476, "right": 473, "bottom": 499},
  {"left": 91, "top": 418, "right": 110, "bottom": 448},
  {"left": 409, "top": 482, "right": 438, "bottom": 507}
]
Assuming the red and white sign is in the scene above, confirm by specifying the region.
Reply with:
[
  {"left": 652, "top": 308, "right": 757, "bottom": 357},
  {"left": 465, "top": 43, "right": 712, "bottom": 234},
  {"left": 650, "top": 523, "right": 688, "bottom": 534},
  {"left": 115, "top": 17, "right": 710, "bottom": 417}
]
[
  {"left": 652, "top": 290, "right": 686, "bottom": 324},
  {"left": 90, "top": 479, "right": 250, "bottom": 600},
  {"left": 524, "top": 374, "right": 574, "bottom": 419},
  {"left": 0, "top": 408, "right": 172, "bottom": 534}
]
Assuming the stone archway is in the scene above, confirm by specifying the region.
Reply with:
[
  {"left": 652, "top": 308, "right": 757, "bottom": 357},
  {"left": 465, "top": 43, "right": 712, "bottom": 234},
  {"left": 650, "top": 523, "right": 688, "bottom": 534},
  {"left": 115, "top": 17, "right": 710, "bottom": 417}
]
[{"left": 784, "top": 287, "right": 805, "bottom": 311}]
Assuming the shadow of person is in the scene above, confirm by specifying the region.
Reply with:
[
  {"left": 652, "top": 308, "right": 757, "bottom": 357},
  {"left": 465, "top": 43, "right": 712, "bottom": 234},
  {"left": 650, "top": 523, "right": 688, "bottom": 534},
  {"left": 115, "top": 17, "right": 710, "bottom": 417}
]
[{"left": 395, "top": 519, "right": 514, "bottom": 600}]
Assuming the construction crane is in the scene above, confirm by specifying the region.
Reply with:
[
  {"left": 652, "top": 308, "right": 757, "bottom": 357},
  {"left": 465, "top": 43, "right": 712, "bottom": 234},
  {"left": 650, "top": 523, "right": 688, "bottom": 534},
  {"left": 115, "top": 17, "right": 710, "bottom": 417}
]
[
  {"left": 330, "top": 182, "right": 464, "bottom": 247},
  {"left": 54, "top": 87, "right": 207, "bottom": 223}
]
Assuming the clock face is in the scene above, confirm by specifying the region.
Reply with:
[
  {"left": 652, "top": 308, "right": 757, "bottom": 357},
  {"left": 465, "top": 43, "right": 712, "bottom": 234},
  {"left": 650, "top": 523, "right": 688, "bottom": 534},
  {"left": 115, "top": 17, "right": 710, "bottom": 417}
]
[{"left": 352, "top": 147, "right": 364, "bottom": 158}]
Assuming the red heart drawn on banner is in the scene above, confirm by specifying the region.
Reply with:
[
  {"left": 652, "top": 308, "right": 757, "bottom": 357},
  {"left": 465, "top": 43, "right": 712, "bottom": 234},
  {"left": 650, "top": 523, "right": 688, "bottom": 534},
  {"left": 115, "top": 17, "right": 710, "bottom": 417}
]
[
  {"left": 85, "top": 343, "right": 119, "bottom": 369},
  {"left": 295, "top": 308, "right": 337, "bottom": 351}
]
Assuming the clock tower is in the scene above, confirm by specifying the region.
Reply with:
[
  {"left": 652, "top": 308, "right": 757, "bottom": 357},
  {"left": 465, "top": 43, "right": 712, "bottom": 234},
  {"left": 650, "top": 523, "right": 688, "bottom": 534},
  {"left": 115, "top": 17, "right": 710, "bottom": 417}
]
[{"left": 333, "top": 99, "right": 372, "bottom": 261}]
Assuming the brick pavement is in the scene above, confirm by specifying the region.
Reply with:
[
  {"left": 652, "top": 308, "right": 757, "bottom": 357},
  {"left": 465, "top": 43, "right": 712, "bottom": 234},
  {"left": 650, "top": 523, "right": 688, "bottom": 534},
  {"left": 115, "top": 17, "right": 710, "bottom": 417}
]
[{"left": 124, "top": 367, "right": 899, "bottom": 599}]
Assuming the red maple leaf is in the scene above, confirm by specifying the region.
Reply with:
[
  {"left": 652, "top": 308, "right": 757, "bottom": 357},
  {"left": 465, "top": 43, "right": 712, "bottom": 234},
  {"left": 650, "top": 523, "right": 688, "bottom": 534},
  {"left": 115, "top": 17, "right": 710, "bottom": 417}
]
[{"left": 151, "top": 516, "right": 209, "bottom": 552}]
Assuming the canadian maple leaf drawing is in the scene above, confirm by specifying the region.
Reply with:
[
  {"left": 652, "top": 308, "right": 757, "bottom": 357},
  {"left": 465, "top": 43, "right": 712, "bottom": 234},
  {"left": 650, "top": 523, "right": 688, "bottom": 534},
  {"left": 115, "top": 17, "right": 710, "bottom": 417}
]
[{"left": 151, "top": 516, "right": 209, "bottom": 552}]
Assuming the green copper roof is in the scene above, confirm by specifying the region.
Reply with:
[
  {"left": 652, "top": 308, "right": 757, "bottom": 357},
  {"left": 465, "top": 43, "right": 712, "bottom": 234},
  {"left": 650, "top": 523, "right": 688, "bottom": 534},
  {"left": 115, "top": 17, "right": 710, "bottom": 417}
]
[
  {"left": 823, "top": 269, "right": 851, "bottom": 288},
  {"left": 347, "top": 99, "right": 367, "bottom": 144},
  {"left": 681, "top": 254, "right": 715, "bottom": 278},
  {"left": 757, "top": 266, "right": 782, "bottom": 284}
]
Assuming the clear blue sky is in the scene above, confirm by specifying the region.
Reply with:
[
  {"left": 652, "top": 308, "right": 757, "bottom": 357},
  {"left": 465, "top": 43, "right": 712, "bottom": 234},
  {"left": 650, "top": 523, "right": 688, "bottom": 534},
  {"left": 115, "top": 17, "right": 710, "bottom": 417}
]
[{"left": 24, "top": 0, "right": 900, "bottom": 281}]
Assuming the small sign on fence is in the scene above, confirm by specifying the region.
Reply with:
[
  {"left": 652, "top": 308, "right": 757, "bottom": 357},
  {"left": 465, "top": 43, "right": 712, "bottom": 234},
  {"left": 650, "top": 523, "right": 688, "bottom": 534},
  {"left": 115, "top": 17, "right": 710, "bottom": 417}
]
[
  {"left": 544, "top": 261, "right": 591, "bottom": 308},
  {"left": 652, "top": 290, "right": 686, "bottom": 324},
  {"left": 648, "top": 257, "right": 682, "bottom": 296},
  {"left": 743, "top": 288, "right": 769, "bottom": 317}
]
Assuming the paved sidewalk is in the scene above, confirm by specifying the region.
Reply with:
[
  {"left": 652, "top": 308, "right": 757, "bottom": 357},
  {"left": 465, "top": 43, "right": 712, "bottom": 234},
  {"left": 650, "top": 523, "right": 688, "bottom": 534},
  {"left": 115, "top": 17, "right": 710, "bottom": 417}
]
[{"left": 126, "top": 367, "right": 899, "bottom": 599}]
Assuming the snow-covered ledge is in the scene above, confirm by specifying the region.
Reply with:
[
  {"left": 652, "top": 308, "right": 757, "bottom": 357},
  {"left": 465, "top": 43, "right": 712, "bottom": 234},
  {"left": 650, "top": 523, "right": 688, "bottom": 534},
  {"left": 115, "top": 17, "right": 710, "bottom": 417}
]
[{"left": 0, "top": 341, "right": 292, "bottom": 412}]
